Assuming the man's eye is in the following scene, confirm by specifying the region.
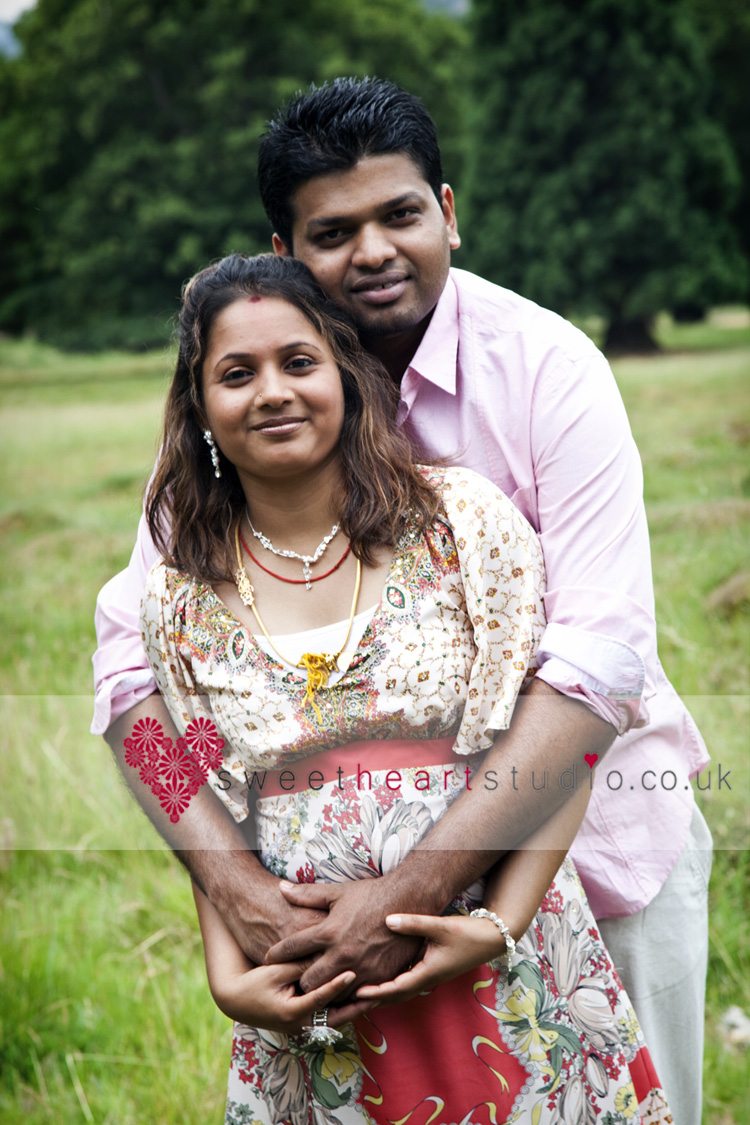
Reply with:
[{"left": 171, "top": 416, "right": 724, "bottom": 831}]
[
  {"left": 317, "top": 229, "right": 347, "bottom": 245},
  {"left": 390, "top": 208, "right": 418, "bottom": 222}
]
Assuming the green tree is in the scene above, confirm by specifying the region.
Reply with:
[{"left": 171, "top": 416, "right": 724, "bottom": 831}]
[
  {"left": 686, "top": 0, "right": 750, "bottom": 299},
  {"left": 0, "top": 0, "right": 467, "bottom": 349},
  {"left": 461, "top": 0, "right": 746, "bottom": 352}
]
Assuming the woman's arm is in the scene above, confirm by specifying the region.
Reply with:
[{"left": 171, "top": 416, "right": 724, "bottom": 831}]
[
  {"left": 481, "top": 779, "right": 590, "bottom": 938},
  {"left": 355, "top": 783, "right": 590, "bottom": 1003},
  {"left": 192, "top": 882, "right": 374, "bottom": 1032}
]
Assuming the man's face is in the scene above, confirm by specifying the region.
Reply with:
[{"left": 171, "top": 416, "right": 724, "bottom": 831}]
[{"left": 273, "top": 153, "right": 460, "bottom": 351}]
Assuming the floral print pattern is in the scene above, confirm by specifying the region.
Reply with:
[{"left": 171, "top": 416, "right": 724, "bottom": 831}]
[
  {"left": 139, "top": 466, "right": 672, "bottom": 1124},
  {"left": 223, "top": 776, "right": 671, "bottom": 1124},
  {"left": 140, "top": 467, "right": 547, "bottom": 822}
]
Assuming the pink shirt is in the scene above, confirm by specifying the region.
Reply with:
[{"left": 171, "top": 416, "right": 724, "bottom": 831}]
[{"left": 92, "top": 268, "right": 708, "bottom": 917}]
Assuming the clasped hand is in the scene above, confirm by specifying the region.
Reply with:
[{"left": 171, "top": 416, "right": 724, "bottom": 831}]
[
  {"left": 205, "top": 875, "right": 509, "bottom": 1034},
  {"left": 266, "top": 878, "right": 509, "bottom": 1007},
  {"left": 265, "top": 877, "right": 424, "bottom": 994}
]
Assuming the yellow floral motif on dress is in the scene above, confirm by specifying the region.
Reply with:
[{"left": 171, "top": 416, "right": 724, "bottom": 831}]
[
  {"left": 500, "top": 988, "right": 559, "bottom": 1062},
  {"left": 618, "top": 1011, "right": 642, "bottom": 1047},
  {"left": 615, "top": 1081, "right": 639, "bottom": 1118},
  {"left": 320, "top": 1047, "right": 361, "bottom": 1086}
]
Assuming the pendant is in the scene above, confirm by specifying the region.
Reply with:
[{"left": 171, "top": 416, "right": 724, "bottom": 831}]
[
  {"left": 298, "top": 652, "right": 339, "bottom": 722},
  {"left": 298, "top": 652, "right": 339, "bottom": 689},
  {"left": 234, "top": 567, "right": 255, "bottom": 608}
]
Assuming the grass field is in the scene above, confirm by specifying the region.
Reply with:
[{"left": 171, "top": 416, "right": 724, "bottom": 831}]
[{"left": 1, "top": 314, "right": 749, "bottom": 1123}]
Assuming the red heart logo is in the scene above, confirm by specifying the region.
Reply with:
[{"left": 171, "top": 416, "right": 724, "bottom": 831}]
[
  {"left": 124, "top": 717, "right": 225, "bottom": 823},
  {"left": 584, "top": 753, "right": 598, "bottom": 769}
]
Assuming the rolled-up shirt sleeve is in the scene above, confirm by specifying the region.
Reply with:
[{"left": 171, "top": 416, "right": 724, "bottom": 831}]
[
  {"left": 536, "top": 623, "right": 647, "bottom": 734},
  {"left": 524, "top": 347, "right": 658, "bottom": 735},
  {"left": 91, "top": 514, "right": 160, "bottom": 735}
]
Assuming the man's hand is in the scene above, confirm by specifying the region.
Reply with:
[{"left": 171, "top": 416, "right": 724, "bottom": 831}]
[
  {"left": 265, "top": 878, "right": 432, "bottom": 994},
  {"left": 193, "top": 851, "right": 329, "bottom": 966}
]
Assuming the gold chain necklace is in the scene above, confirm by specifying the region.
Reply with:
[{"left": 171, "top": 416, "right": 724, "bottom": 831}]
[{"left": 234, "top": 522, "right": 361, "bottom": 721}]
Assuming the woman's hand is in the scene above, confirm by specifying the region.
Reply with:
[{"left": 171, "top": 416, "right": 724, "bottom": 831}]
[
  {"left": 192, "top": 879, "right": 375, "bottom": 1034},
  {"left": 210, "top": 961, "right": 372, "bottom": 1034},
  {"left": 355, "top": 911, "right": 508, "bottom": 1006}
]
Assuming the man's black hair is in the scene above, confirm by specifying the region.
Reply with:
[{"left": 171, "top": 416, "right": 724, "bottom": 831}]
[{"left": 257, "top": 77, "right": 443, "bottom": 250}]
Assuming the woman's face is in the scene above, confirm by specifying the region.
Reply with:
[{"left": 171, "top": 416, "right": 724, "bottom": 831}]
[{"left": 201, "top": 296, "right": 345, "bottom": 487}]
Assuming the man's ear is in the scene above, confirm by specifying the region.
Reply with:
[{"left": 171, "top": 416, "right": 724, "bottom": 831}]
[
  {"left": 441, "top": 185, "right": 461, "bottom": 251},
  {"left": 272, "top": 233, "right": 292, "bottom": 257}
]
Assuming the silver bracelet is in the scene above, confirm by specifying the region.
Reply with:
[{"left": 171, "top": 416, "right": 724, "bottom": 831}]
[{"left": 470, "top": 908, "right": 516, "bottom": 971}]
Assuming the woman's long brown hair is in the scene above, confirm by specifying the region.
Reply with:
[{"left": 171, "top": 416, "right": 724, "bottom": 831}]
[{"left": 146, "top": 253, "right": 440, "bottom": 580}]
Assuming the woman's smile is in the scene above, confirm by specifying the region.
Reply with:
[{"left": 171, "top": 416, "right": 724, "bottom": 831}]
[{"left": 251, "top": 415, "right": 307, "bottom": 435}]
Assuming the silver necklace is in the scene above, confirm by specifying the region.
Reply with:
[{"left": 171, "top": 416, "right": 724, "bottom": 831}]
[{"left": 246, "top": 508, "right": 339, "bottom": 590}]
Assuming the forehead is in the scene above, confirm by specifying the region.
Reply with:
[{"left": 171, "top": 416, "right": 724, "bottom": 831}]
[
  {"left": 290, "top": 153, "right": 435, "bottom": 235},
  {"left": 205, "top": 296, "right": 323, "bottom": 353}
]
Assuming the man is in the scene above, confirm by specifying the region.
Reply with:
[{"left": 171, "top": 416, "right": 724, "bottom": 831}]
[{"left": 94, "top": 78, "right": 710, "bottom": 1122}]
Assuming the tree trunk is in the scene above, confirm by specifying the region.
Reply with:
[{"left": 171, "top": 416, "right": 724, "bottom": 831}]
[
  {"left": 603, "top": 316, "right": 660, "bottom": 356},
  {"left": 671, "top": 302, "right": 706, "bottom": 324}
]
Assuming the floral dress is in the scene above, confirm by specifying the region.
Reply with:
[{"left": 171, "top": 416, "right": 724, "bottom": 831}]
[{"left": 139, "top": 467, "right": 671, "bottom": 1125}]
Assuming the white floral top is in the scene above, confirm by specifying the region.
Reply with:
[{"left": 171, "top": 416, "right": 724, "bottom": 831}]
[{"left": 140, "top": 466, "right": 546, "bottom": 822}]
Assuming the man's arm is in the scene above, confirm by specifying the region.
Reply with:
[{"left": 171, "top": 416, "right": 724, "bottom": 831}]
[
  {"left": 270, "top": 678, "right": 614, "bottom": 990},
  {"left": 108, "top": 692, "right": 432, "bottom": 984},
  {"left": 356, "top": 759, "right": 592, "bottom": 1004},
  {"left": 92, "top": 515, "right": 162, "bottom": 736},
  {"left": 94, "top": 522, "right": 320, "bottom": 959},
  {"left": 268, "top": 469, "right": 617, "bottom": 991},
  {"left": 106, "top": 692, "right": 328, "bottom": 962},
  {"left": 95, "top": 518, "right": 329, "bottom": 962},
  {"left": 95, "top": 514, "right": 423, "bottom": 981}
]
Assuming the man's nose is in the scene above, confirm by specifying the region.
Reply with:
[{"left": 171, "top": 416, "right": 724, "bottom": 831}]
[{"left": 351, "top": 224, "right": 397, "bottom": 269}]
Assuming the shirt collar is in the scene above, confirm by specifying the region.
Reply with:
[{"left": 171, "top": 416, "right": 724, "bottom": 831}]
[{"left": 405, "top": 271, "right": 458, "bottom": 395}]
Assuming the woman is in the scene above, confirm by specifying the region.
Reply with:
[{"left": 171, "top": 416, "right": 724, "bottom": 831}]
[{"left": 137, "top": 253, "right": 671, "bottom": 1124}]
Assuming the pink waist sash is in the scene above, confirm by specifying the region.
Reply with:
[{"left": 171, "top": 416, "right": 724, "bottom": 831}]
[{"left": 255, "top": 736, "right": 473, "bottom": 799}]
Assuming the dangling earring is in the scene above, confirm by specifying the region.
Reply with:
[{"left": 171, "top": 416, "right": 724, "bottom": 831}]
[{"left": 203, "top": 430, "right": 221, "bottom": 478}]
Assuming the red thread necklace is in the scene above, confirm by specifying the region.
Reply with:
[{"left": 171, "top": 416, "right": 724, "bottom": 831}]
[{"left": 238, "top": 528, "right": 351, "bottom": 585}]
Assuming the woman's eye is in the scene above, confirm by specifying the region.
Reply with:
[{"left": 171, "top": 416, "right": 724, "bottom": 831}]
[
  {"left": 287, "top": 356, "right": 315, "bottom": 371},
  {"left": 222, "top": 367, "right": 252, "bottom": 382}
]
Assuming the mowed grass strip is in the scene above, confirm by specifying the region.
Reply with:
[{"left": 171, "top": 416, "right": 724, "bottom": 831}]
[{"left": 1, "top": 317, "right": 748, "bottom": 1122}]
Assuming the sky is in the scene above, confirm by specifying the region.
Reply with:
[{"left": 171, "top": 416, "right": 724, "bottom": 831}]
[{"left": 0, "top": 0, "right": 35, "bottom": 21}]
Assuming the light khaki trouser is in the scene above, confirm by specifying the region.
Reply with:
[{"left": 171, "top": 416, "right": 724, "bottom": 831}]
[{"left": 598, "top": 805, "right": 712, "bottom": 1125}]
